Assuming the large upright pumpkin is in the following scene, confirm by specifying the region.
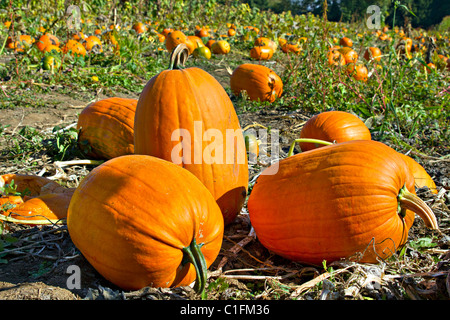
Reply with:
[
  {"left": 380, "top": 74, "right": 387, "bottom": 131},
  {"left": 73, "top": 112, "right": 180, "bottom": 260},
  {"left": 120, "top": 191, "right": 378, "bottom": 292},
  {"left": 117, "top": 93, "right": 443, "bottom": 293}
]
[
  {"left": 134, "top": 44, "right": 248, "bottom": 225},
  {"left": 248, "top": 140, "right": 438, "bottom": 265},
  {"left": 77, "top": 97, "right": 137, "bottom": 160},
  {"left": 67, "top": 155, "right": 224, "bottom": 294}
]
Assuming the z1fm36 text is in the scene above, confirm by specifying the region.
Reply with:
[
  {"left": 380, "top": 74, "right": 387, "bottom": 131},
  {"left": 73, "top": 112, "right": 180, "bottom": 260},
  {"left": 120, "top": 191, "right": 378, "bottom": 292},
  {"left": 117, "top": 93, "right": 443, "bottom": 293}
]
[{"left": 180, "top": 303, "right": 270, "bottom": 317}]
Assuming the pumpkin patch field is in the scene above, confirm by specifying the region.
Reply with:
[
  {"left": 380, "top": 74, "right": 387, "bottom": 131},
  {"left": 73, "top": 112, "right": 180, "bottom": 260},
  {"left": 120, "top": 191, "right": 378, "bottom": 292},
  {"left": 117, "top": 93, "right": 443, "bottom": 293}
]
[{"left": 0, "top": 0, "right": 449, "bottom": 302}]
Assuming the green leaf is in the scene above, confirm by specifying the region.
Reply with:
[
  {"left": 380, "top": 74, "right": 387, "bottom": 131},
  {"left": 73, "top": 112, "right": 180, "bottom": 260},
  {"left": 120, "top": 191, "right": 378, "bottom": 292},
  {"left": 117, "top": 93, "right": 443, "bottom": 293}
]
[{"left": 409, "top": 237, "right": 438, "bottom": 251}]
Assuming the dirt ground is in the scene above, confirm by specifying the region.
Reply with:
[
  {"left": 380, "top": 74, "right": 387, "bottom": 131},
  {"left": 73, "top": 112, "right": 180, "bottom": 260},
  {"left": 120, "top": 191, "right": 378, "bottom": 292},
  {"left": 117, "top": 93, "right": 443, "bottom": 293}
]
[{"left": 0, "top": 80, "right": 448, "bottom": 301}]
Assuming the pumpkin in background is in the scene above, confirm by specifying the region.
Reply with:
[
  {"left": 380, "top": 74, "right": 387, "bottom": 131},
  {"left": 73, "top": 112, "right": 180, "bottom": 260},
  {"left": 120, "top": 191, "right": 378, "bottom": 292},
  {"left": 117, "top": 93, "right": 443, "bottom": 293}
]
[
  {"left": 254, "top": 37, "right": 277, "bottom": 52},
  {"left": 42, "top": 44, "right": 61, "bottom": 54},
  {"left": 165, "top": 30, "right": 187, "bottom": 52},
  {"left": 327, "top": 49, "right": 346, "bottom": 66},
  {"left": 227, "top": 28, "right": 236, "bottom": 37},
  {"left": 211, "top": 40, "right": 231, "bottom": 54},
  {"left": 338, "top": 47, "right": 358, "bottom": 64},
  {"left": 230, "top": 63, "right": 283, "bottom": 103},
  {"left": 346, "top": 63, "right": 369, "bottom": 82},
  {"left": 71, "top": 31, "right": 86, "bottom": 41},
  {"left": 299, "top": 110, "right": 371, "bottom": 151},
  {"left": 132, "top": 22, "right": 147, "bottom": 34},
  {"left": 185, "top": 35, "right": 203, "bottom": 54},
  {"left": 67, "top": 155, "right": 224, "bottom": 294},
  {"left": 248, "top": 140, "right": 438, "bottom": 265},
  {"left": 62, "top": 39, "right": 86, "bottom": 57},
  {"left": 77, "top": 97, "right": 137, "bottom": 160},
  {"left": 250, "top": 46, "right": 273, "bottom": 60},
  {"left": 84, "top": 35, "right": 103, "bottom": 53},
  {"left": 36, "top": 33, "right": 60, "bottom": 52},
  {"left": 364, "top": 47, "right": 382, "bottom": 62},
  {"left": 399, "top": 154, "right": 438, "bottom": 194},
  {"left": 281, "top": 42, "right": 302, "bottom": 54},
  {"left": 0, "top": 174, "right": 74, "bottom": 224},
  {"left": 193, "top": 45, "right": 211, "bottom": 59},
  {"left": 195, "top": 27, "right": 210, "bottom": 38},
  {"left": 134, "top": 44, "right": 248, "bottom": 225},
  {"left": 205, "top": 39, "right": 215, "bottom": 49},
  {"left": 426, "top": 62, "right": 436, "bottom": 73},
  {"left": 339, "top": 36, "right": 353, "bottom": 47},
  {"left": 6, "top": 35, "right": 34, "bottom": 52}
]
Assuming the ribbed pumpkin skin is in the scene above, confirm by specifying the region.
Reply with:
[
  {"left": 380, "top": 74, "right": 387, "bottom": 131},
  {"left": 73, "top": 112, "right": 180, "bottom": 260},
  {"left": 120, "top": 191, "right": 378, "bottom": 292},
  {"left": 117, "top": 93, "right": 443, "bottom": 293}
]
[
  {"left": 299, "top": 111, "right": 371, "bottom": 151},
  {"left": 230, "top": 64, "right": 283, "bottom": 103},
  {"left": 67, "top": 155, "right": 224, "bottom": 291},
  {"left": 134, "top": 67, "right": 248, "bottom": 225},
  {"left": 77, "top": 97, "right": 137, "bottom": 160},
  {"left": 248, "top": 140, "right": 417, "bottom": 265}
]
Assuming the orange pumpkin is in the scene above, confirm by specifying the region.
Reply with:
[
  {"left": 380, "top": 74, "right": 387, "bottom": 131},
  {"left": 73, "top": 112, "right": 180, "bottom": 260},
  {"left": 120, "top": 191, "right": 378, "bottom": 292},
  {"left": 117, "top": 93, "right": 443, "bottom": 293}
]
[
  {"left": 299, "top": 111, "right": 371, "bottom": 151},
  {"left": 71, "top": 31, "right": 86, "bottom": 41},
  {"left": 339, "top": 36, "right": 353, "bottom": 47},
  {"left": 250, "top": 46, "right": 273, "bottom": 60},
  {"left": 205, "top": 39, "right": 215, "bottom": 49},
  {"left": 338, "top": 47, "right": 358, "bottom": 64},
  {"left": 165, "top": 30, "right": 187, "bottom": 52},
  {"left": 0, "top": 174, "right": 74, "bottom": 224},
  {"left": 346, "top": 63, "right": 369, "bottom": 82},
  {"left": 327, "top": 49, "right": 346, "bottom": 66},
  {"left": 134, "top": 44, "right": 248, "bottom": 225},
  {"left": 67, "top": 155, "right": 224, "bottom": 293},
  {"left": 132, "top": 22, "right": 147, "bottom": 34},
  {"left": 227, "top": 28, "right": 236, "bottom": 37},
  {"left": 162, "top": 28, "right": 174, "bottom": 37},
  {"left": 364, "top": 47, "right": 382, "bottom": 62},
  {"left": 195, "top": 27, "right": 210, "bottom": 38},
  {"left": 230, "top": 63, "right": 283, "bottom": 103},
  {"left": 62, "top": 39, "right": 86, "bottom": 57},
  {"left": 254, "top": 37, "right": 270, "bottom": 47},
  {"left": 77, "top": 97, "right": 137, "bottom": 160},
  {"left": 248, "top": 140, "right": 438, "bottom": 265},
  {"left": 43, "top": 44, "right": 61, "bottom": 53},
  {"left": 84, "top": 35, "right": 102, "bottom": 52},
  {"left": 426, "top": 62, "right": 436, "bottom": 73},
  {"left": 185, "top": 35, "right": 204, "bottom": 54},
  {"left": 400, "top": 154, "right": 438, "bottom": 194},
  {"left": 36, "top": 33, "right": 60, "bottom": 52},
  {"left": 281, "top": 42, "right": 301, "bottom": 54},
  {"left": 6, "top": 35, "right": 34, "bottom": 52}
]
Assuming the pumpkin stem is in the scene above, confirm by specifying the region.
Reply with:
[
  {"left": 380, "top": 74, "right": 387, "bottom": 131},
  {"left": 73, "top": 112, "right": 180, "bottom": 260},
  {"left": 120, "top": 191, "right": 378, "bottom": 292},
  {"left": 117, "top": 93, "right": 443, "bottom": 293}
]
[
  {"left": 398, "top": 185, "right": 439, "bottom": 230},
  {"left": 169, "top": 43, "right": 190, "bottom": 70},
  {"left": 182, "top": 238, "right": 208, "bottom": 299},
  {"left": 287, "top": 138, "right": 334, "bottom": 157}
]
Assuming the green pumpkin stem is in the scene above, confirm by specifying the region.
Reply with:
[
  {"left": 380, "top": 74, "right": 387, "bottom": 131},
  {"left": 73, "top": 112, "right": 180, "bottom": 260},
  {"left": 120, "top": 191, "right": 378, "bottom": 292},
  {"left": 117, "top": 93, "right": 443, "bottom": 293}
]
[
  {"left": 169, "top": 43, "right": 189, "bottom": 70},
  {"left": 182, "top": 238, "right": 208, "bottom": 299},
  {"left": 398, "top": 185, "right": 439, "bottom": 229},
  {"left": 287, "top": 138, "right": 334, "bottom": 157}
]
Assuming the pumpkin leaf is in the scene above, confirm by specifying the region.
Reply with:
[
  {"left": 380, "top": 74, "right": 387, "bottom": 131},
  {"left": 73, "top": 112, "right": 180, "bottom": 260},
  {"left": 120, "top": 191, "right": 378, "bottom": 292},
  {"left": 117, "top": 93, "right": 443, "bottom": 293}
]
[{"left": 409, "top": 237, "right": 438, "bottom": 251}]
